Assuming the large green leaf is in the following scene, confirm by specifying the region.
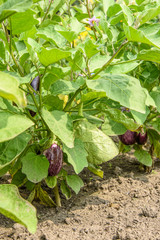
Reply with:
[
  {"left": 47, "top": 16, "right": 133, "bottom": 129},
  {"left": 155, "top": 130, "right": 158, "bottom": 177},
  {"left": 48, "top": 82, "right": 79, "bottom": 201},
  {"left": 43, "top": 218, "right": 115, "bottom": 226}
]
[
  {"left": 11, "top": 10, "right": 39, "bottom": 35},
  {"left": 50, "top": 80, "right": 80, "bottom": 95},
  {"left": 104, "top": 109, "right": 140, "bottom": 130},
  {"left": 0, "top": 184, "right": 37, "bottom": 233},
  {"left": 124, "top": 24, "right": 160, "bottom": 49},
  {"left": 0, "top": 72, "right": 27, "bottom": 107},
  {"left": 38, "top": 48, "right": 71, "bottom": 66},
  {"left": 0, "top": 132, "right": 31, "bottom": 169},
  {"left": 138, "top": 6, "right": 160, "bottom": 26},
  {"left": 42, "top": 109, "right": 74, "bottom": 148},
  {"left": 63, "top": 138, "right": 88, "bottom": 174},
  {"left": 36, "top": 25, "right": 66, "bottom": 48},
  {"left": 120, "top": 4, "right": 134, "bottom": 26},
  {"left": 131, "top": 107, "right": 150, "bottom": 125},
  {"left": 22, "top": 152, "right": 49, "bottom": 183},
  {"left": 66, "top": 175, "right": 84, "bottom": 194},
  {"left": 0, "top": 0, "right": 32, "bottom": 23},
  {"left": 86, "top": 74, "right": 147, "bottom": 113},
  {"left": 102, "top": 117, "right": 127, "bottom": 136},
  {"left": 137, "top": 49, "right": 160, "bottom": 63},
  {"left": 75, "top": 120, "right": 119, "bottom": 165},
  {"left": 0, "top": 111, "right": 34, "bottom": 143},
  {"left": 89, "top": 54, "right": 110, "bottom": 72},
  {"left": 105, "top": 62, "right": 139, "bottom": 74}
]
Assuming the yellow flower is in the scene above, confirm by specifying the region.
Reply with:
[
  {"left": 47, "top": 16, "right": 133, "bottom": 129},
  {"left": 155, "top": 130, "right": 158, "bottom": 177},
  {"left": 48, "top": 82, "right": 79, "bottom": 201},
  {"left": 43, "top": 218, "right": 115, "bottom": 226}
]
[
  {"left": 73, "top": 27, "right": 91, "bottom": 46},
  {"left": 58, "top": 94, "right": 68, "bottom": 108}
]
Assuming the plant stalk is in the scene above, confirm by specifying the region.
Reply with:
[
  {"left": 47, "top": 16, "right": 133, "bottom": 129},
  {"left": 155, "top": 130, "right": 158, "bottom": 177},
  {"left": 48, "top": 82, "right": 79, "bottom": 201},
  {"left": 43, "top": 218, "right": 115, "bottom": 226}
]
[
  {"left": 90, "top": 40, "right": 129, "bottom": 79},
  {"left": 53, "top": 184, "right": 61, "bottom": 207}
]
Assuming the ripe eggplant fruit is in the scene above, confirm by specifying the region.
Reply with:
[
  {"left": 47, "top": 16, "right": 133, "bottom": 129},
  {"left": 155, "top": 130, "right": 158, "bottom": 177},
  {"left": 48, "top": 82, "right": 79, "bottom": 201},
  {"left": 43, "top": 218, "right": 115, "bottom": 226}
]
[
  {"left": 136, "top": 132, "right": 147, "bottom": 145},
  {"left": 43, "top": 143, "right": 63, "bottom": 176},
  {"left": 118, "top": 130, "right": 137, "bottom": 145},
  {"left": 30, "top": 76, "right": 40, "bottom": 94}
]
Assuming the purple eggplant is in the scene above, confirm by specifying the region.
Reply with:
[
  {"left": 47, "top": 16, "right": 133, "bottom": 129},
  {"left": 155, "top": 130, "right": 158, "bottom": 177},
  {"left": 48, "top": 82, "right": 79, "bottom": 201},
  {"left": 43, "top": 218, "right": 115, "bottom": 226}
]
[
  {"left": 118, "top": 130, "right": 137, "bottom": 145},
  {"left": 43, "top": 143, "right": 63, "bottom": 176},
  {"left": 136, "top": 132, "right": 147, "bottom": 145},
  {"left": 30, "top": 76, "right": 40, "bottom": 93},
  {"left": 29, "top": 76, "right": 40, "bottom": 116}
]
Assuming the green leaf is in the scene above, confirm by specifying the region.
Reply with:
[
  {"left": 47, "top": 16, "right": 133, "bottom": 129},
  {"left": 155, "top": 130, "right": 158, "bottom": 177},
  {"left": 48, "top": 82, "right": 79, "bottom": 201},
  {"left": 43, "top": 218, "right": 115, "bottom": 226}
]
[
  {"left": 0, "top": 165, "right": 11, "bottom": 177},
  {"left": 0, "top": 111, "right": 34, "bottom": 143},
  {"left": 42, "top": 109, "right": 74, "bottom": 148},
  {"left": 102, "top": 0, "right": 115, "bottom": 14},
  {"left": 120, "top": 4, "right": 134, "bottom": 26},
  {"left": 137, "top": 49, "right": 160, "bottom": 64},
  {"left": 38, "top": 47, "right": 71, "bottom": 66},
  {"left": 11, "top": 10, "right": 39, "bottom": 35},
  {"left": 124, "top": 24, "right": 160, "bottom": 49},
  {"left": 50, "top": 80, "right": 80, "bottom": 95},
  {"left": 66, "top": 175, "right": 84, "bottom": 194},
  {"left": 63, "top": 138, "right": 88, "bottom": 174},
  {"left": 152, "top": 118, "right": 160, "bottom": 134},
  {"left": 60, "top": 180, "right": 71, "bottom": 199},
  {"left": 74, "top": 120, "right": 119, "bottom": 165},
  {"left": 22, "top": 152, "right": 49, "bottom": 183},
  {"left": 36, "top": 185, "right": 56, "bottom": 207},
  {"left": 11, "top": 169, "right": 27, "bottom": 187},
  {"left": 45, "top": 176, "right": 57, "bottom": 189},
  {"left": 86, "top": 74, "right": 147, "bottom": 113},
  {"left": 102, "top": 117, "right": 127, "bottom": 136},
  {"left": 58, "top": 30, "right": 77, "bottom": 42},
  {"left": 131, "top": 107, "right": 150, "bottom": 125},
  {"left": 52, "top": 0, "right": 65, "bottom": 16},
  {"left": 138, "top": 6, "right": 160, "bottom": 26},
  {"left": 0, "top": 41, "right": 5, "bottom": 60},
  {"left": 0, "top": 184, "right": 37, "bottom": 233},
  {"left": 43, "top": 95, "right": 63, "bottom": 111},
  {"left": 105, "top": 62, "right": 139, "bottom": 74},
  {"left": 37, "top": 25, "right": 66, "bottom": 48},
  {"left": 0, "top": 0, "right": 32, "bottom": 23},
  {"left": 107, "top": 3, "right": 121, "bottom": 17},
  {"left": 89, "top": 54, "right": 110, "bottom": 72},
  {"left": 70, "top": 50, "right": 85, "bottom": 71},
  {"left": 0, "top": 132, "right": 31, "bottom": 169},
  {"left": 134, "top": 149, "right": 152, "bottom": 167},
  {"left": 104, "top": 109, "right": 140, "bottom": 130},
  {"left": 70, "top": 17, "right": 85, "bottom": 34},
  {"left": 150, "top": 87, "right": 160, "bottom": 112},
  {"left": 88, "top": 163, "right": 104, "bottom": 178},
  {"left": 84, "top": 38, "right": 99, "bottom": 59},
  {"left": 0, "top": 72, "right": 27, "bottom": 107}
]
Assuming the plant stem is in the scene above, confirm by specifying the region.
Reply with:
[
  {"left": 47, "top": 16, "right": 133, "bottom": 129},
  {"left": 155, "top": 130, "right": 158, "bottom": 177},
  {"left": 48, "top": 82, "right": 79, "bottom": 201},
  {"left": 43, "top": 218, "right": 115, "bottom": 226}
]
[
  {"left": 86, "top": 0, "right": 97, "bottom": 40},
  {"left": 90, "top": 40, "right": 129, "bottom": 79},
  {"left": 2, "top": 21, "right": 24, "bottom": 76},
  {"left": 64, "top": 84, "right": 87, "bottom": 111},
  {"left": 53, "top": 184, "right": 61, "bottom": 207},
  {"left": 41, "top": 0, "right": 52, "bottom": 24}
]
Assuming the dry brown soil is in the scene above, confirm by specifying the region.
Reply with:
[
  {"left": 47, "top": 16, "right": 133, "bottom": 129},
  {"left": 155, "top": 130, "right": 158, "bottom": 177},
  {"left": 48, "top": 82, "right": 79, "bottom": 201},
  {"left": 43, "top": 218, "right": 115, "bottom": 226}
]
[{"left": 0, "top": 153, "right": 160, "bottom": 240}]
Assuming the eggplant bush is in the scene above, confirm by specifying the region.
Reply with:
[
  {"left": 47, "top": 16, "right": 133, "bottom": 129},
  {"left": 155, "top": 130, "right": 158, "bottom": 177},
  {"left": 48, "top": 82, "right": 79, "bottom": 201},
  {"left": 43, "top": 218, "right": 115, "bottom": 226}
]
[{"left": 0, "top": 0, "right": 159, "bottom": 233}]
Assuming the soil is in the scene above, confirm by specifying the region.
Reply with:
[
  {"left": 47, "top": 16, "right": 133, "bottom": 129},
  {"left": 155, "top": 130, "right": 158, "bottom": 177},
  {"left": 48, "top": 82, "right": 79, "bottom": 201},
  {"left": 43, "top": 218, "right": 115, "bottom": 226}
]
[{"left": 0, "top": 153, "right": 160, "bottom": 240}]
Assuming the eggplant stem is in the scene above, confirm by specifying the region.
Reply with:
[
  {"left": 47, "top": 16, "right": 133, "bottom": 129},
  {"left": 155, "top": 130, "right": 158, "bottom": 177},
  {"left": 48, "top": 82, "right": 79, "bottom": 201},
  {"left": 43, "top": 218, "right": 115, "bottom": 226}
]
[{"left": 53, "top": 184, "right": 61, "bottom": 207}]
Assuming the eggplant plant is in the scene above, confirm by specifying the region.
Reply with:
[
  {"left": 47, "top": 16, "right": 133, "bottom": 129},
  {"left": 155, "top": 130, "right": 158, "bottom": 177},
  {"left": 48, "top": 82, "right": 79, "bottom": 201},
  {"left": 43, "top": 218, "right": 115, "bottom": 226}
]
[{"left": 0, "top": 0, "right": 159, "bottom": 234}]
